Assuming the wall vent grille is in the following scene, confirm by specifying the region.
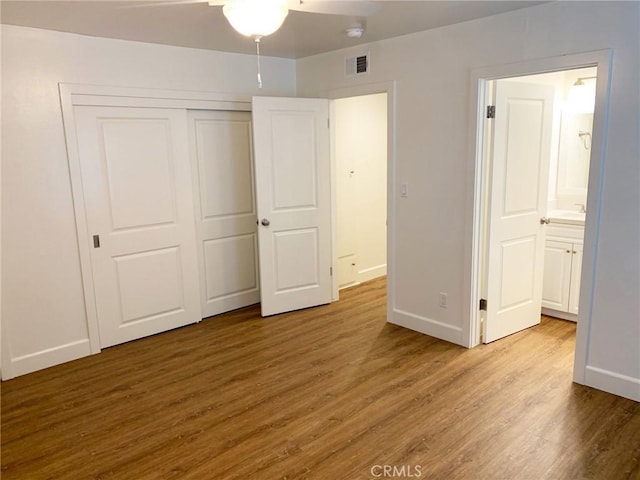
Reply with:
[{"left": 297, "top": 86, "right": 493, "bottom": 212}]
[{"left": 345, "top": 53, "right": 370, "bottom": 77}]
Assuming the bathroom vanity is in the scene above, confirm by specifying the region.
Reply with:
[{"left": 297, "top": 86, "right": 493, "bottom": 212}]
[{"left": 541, "top": 211, "right": 585, "bottom": 322}]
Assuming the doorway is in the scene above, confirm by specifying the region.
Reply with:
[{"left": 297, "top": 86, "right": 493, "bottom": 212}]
[
  {"left": 468, "top": 50, "right": 612, "bottom": 387},
  {"left": 332, "top": 93, "right": 388, "bottom": 290},
  {"left": 325, "top": 81, "right": 395, "bottom": 305},
  {"left": 480, "top": 67, "right": 596, "bottom": 343}
]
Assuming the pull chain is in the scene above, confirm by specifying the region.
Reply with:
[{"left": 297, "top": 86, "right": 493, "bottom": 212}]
[{"left": 255, "top": 37, "right": 263, "bottom": 89}]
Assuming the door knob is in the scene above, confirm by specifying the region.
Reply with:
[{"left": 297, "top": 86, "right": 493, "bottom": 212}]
[
  {"left": 261, "top": 218, "right": 270, "bottom": 226},
  {"left": 540, "top": 217, "right": 550, "bottom": 225}
]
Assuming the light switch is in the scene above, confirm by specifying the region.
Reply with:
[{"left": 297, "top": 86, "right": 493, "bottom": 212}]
[{"left": 400, "top": 183, "right": 409, "bottom": 197}]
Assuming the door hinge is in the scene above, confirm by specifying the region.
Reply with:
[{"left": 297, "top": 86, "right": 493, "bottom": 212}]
[
  {"left": 327, "top": 117, "right": 330, "bottom": 129},
  {"left": 479, "top": 298, "right": 487, "bottom": 311},
  {"left": 330, "top": 266, "right": 333, "bottom": 276},
  {"left": 486, "top": 105, "right": 496, "bottom": 119},
  {"left": 93, "top": 235, "right": 100, "bottom": 248}
]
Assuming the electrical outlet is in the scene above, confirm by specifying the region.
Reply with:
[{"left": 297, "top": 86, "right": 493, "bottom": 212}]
[{"left": 439, "top": 292, "right": 448, "bottom": 308}]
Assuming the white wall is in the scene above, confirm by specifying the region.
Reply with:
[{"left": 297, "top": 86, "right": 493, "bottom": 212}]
[
  {"left": 334, "top": 93, "right": 387, "bottom": 288},
  {"left": 554, "top": 68, "right": 597, "bottom": 211},
  {"left": 1, "top": 25, "right": 296, "bottom": 377},
  {"left": 297, "top": 1, "right": 640, "bottom": 400}
]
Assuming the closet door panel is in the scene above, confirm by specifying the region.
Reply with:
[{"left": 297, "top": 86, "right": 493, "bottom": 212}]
[
  {"left": 74, "top": 106, "right": 200, "bottom": 347},
  {"left": 189, "top": 110, "right": 259, "bottom": 318}
]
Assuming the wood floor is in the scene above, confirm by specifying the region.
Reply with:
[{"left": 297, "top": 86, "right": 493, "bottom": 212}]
[{"left": 2, "top": 278, "right": 639, "bottom": 480}]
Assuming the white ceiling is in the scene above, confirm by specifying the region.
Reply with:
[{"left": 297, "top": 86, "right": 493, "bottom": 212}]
[{"left": 0, "top": 1, "right": 547, "bottom": 59}]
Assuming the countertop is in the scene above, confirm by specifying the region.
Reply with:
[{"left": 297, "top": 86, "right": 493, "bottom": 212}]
[{"left": 548, "top": 209, "right": 586, "bottom": 226}]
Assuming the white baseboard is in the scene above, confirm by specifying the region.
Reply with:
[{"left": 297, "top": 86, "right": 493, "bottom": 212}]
[
  {"left": 541, "top": 308, "right": 577, "bottom": 322},
  {"left": 583, "top": 365, "right": 640, "bottom": 402},
  {"left": 388, "top": 308, "right": 464, "bottom": 346},
  {"left": 339, "top": 280, "right": 360, "bottom": 291},
  {"left": 4, "top": 339, "right": 93, "bottom": 380},
  {"left": 359, "top": 264, "right": 386, "bottom": 283}
]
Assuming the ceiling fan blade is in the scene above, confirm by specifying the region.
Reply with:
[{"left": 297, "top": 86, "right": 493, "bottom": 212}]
[
  {"left": 124, "top": 0, "right": 379, "bottom": 16},
  {"left": 288, "top": 0, "right": 380, "bottom": 17},
  {"left": 122, "top": 0, "right": 208, "bottom": 9}
]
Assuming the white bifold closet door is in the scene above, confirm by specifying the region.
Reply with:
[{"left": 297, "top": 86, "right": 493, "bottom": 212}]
[
  {"left": 74, "top": 106, "right": 201, "bottom": 348},
  {"left": 187, "top": 110, "right": 260, "bottom": 318}
]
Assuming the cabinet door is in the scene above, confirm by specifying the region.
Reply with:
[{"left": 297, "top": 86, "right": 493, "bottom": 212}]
[
  {"left": 568, "top": 243, "right": 583, "bottom": 314},
  {"left": 542, "top": 240, "right": 572, "bottom": 312}
]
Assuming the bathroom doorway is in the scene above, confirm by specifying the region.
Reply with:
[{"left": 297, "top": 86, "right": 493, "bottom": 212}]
[{"left": 478, "top": 66, "right": 597, "bottom": 343}]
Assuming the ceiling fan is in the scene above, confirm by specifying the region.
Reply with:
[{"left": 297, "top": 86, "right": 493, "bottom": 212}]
[
  {"left": 132, "top": 0, "right": 379, "bottom": 87},
  {"left": 135, "top": 0, "right": 378, "bottom": 38}
]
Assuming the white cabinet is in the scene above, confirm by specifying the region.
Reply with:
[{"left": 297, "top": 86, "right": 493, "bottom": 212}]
[
  {"left": 542, "top": 224, "right": 584, "bottom": 321},
  {"left": 568, "top": 243, "right": 583, "bottom": 315},
  {"left": 542, "top": 240, "right": 573, "bottom": 312}
]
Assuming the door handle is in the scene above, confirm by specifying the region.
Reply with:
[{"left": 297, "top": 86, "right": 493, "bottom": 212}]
[
  {"left": 261, "top": 218, "right": 270, "bottom": 226},
  {"left": 540, "top": 217, "right": 550, "bottom": 225}
]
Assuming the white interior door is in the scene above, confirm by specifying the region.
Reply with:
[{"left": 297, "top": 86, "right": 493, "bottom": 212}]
[
  {"left": 484, "top": 81, "right": 554, "bottom": 343},
  {"left": 252, "top": 97, "right": 332, "bottom": 316},
  {"left": 74, "top": 106, "right": 200, "bottom": 348},
  {"left": 188, "top": 110, "right": 260, "bottom": 318}
]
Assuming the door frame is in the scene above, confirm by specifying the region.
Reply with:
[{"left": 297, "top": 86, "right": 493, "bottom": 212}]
[
  {"left": 466, "top": 50, "right": 612, "bottom": 384},
  {"left": 325, "top": 81, "right": 397, "bottom": 310},
  {"left": 59, "top": 83, "right": 251, "bottom": 356}
]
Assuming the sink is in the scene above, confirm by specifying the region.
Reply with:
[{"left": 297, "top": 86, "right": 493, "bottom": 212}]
[{"left": 548, "top": 210, "right": 586, "bottom": 226}]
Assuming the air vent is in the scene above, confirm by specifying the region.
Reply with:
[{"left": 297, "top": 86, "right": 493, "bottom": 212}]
[{"left": 345, "top": 53, "right": 370, "bottom": 77}]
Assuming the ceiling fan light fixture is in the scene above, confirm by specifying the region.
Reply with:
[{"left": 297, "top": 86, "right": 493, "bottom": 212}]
[{"left": 222, "top": 0, "right": 289, "bottom": 38}]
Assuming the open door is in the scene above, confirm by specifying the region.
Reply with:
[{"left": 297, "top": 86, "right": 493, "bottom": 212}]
[
  {"left": 484, "top": 81, "right": 554, "bottom": 342},
  {"left": 252, "top": 97, "right": 332, "bottom": 316}
]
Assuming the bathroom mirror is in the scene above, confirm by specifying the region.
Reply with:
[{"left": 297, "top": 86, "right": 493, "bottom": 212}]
[{"left": 556, "top": 111, "right": 593, "bottom": 195}]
